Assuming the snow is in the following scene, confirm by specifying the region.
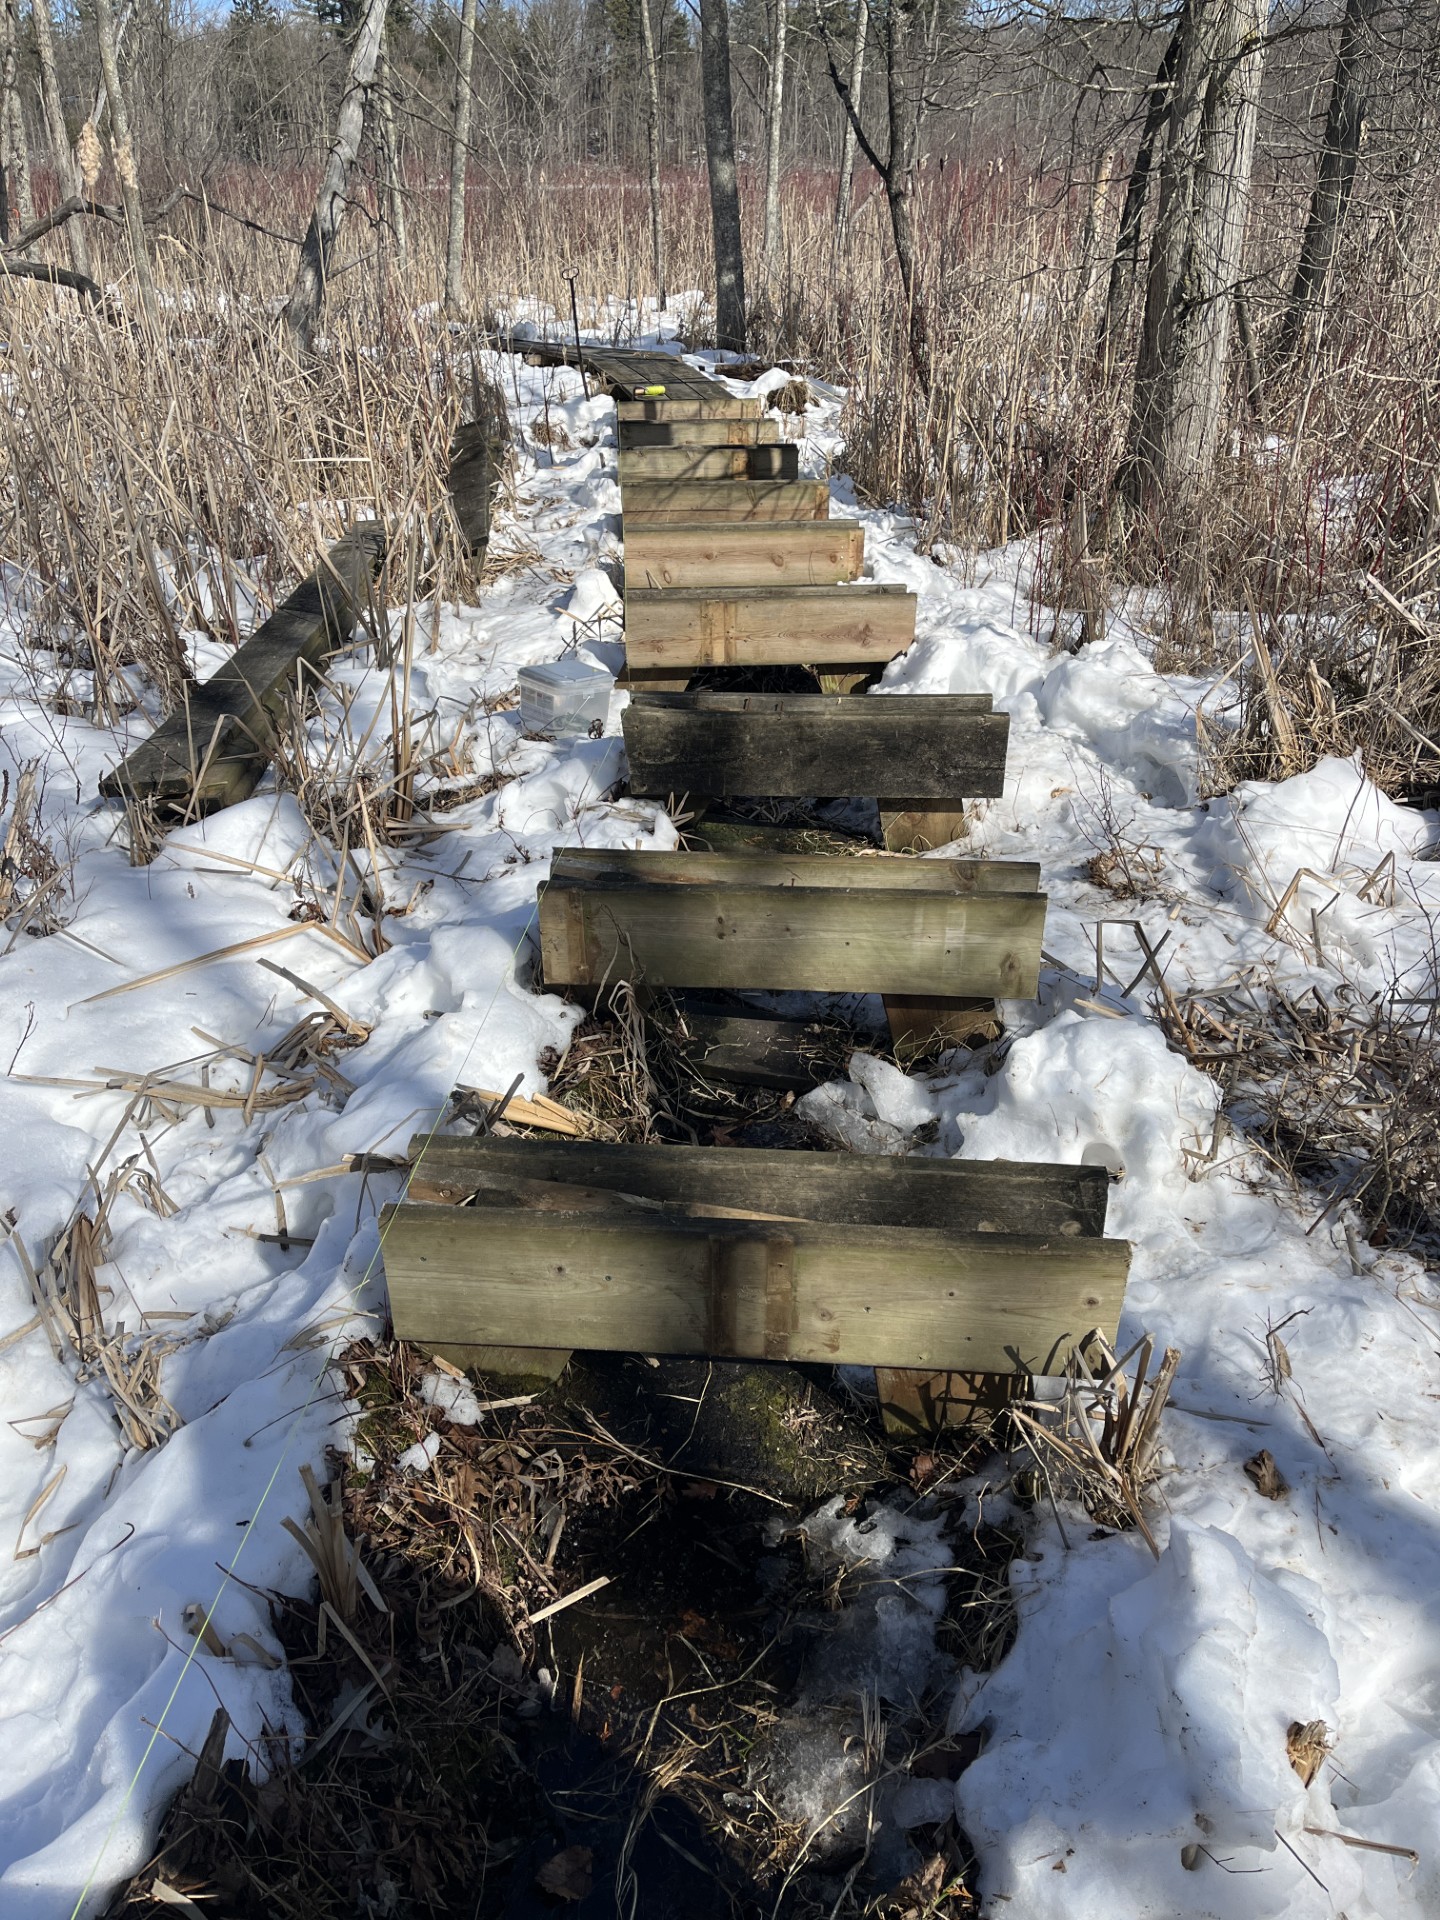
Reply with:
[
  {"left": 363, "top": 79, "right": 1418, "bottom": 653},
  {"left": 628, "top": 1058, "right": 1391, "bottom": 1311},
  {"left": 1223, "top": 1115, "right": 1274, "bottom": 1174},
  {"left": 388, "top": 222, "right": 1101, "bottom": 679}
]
[{"left": 2, "top": 332, "right": 1438, "bottom": 1917}]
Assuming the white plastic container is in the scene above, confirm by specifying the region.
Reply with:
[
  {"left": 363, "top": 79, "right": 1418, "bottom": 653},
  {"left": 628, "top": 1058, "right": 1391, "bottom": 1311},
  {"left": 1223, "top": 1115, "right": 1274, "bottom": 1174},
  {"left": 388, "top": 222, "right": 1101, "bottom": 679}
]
[{"left": 518, "top": 657, "right": 614, "bottom": 737}]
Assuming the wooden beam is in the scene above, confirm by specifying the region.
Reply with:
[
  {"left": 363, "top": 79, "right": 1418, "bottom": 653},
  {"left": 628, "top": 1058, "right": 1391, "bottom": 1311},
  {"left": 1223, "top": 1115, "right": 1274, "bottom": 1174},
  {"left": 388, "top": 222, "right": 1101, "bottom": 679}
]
[
  {"left": 677, "top": 1010, "right": 843, "bottom": 1091},
  {"left": 617, "top": 444, "right": 799, "bottom": 484},
  {"left": 537, "top": 848, "right": 1046, "bottom": 999},
  {"left": 624, "top": 521, "right": 864, "bottom": 591},
  {"left": 622, "top": 583, "right": 915, "bottom": 673},
  {"left": 383, "top": 1202, "right": 1128, "bottom": 1373},
  {"left": 100, "top": 525, "right": 386, "bottom": 813},
  {"left": 623, "top": 693, "right": 1007, "bottom": 800},
  {"left": 403, "top": 1136, "right": 1112, "bottom": 1238},
  {"left": 619, "top": 418, "right": 781, "bottom": 449},
  {"left": 445, "top": 403, "right": 508, "bottom": 555},
  {"left": 621, "top": 479, "right": 829, "bottom": 526},
  {"left": 618, "top": 395, "right": 763, "bottom": 422}
]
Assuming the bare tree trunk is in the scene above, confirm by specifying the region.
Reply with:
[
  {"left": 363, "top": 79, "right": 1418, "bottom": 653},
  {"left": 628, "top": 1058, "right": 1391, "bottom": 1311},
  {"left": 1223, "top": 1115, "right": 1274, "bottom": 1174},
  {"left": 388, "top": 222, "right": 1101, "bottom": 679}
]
[
  {"left": 32, "top": 0, "right": 93, "bottom": 281},
  {"left": 699, "top": 0, "right": 746, "bottom": 351},
  {"left": 762, "top": 0, "right": 788, "bottom": 288},
  {"left": 0, "top": 0, "right": 19, "bottom": 241},
  {"left": 878, "top": 0, "right": 925, "bottom": 376},
  {"left": 1121, "top": 0, "right": 1266, "bottom": 517},
  {"left": 1097, "top": 19, "right": 1182, "bottom": 379},
  {"left": 1275, "top": 0, "right": 1379, "bottom": 366},
  {"left": 376, "top": 36, "right": 408, "bottom": 276},
  {"left": 638, "top": 0, "right": 666, "bottom": 315},
  {"left": 92, "top": 0, "right": 157, "bottom": 325},
  {"left": 4, "top": 31, "right": 32, "bottom": 233},
  {"left": 283, "top": 0, "right": 387, "bottom": 359},
  {"left": 444, "top": 0, "right": 478, "bottom": 317},
  {"left": 821, "top": 0, "right": 927, "bottom": 376},
  {"left": 834, "top": 0, "right": 867, "bottom": 262}
]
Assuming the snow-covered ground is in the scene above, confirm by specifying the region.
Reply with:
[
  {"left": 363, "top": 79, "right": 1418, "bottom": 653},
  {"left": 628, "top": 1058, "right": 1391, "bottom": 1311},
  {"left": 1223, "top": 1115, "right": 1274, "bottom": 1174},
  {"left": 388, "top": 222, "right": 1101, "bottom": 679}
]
[{"left": 1, "top": 332, "right": 1437, "bottom": 1917}]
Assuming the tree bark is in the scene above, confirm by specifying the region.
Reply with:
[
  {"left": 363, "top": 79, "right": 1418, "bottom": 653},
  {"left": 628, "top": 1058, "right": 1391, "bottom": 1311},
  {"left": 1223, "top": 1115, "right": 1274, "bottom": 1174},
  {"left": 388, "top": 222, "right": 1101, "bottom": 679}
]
[
  {"left": 1274, "top": 0, "right": 1379, "bottom": 366},
  {"left": 762, "top": 0, "right": 788, "bottom": 288},
  {"left": 376, "top": 35, "right": 408, "bottom": 275},
  {"left": 0, "top": 0, "right": 19, "bottom": 241},
  {"left": 444, "top": 0, "right": 479, "bottom": 316},
  {"left": 879, "top": 0, "right": 925, "bottom": 376},
  {"left": 699, "top": 0, "right": 746, "bottom": 351},
  {"left": 638, "top": 0, "right": 666, "bottom": 315},
  {"left": 32, "top": 0, "right": 93, "bottom": 281},
  {"left": 834, "top": 0, "right": 867, "bottom": 262},
  {"left": 92, "top": 0, "right": 158, "bottom": 326},
  {"left": 1120, "top": 0, "right": 1266, "bottom": 518},
  {"left": 1097, "top": 19, "right": 1182, "bottom": 379},
  {"left": 282, "top": 0, "right": 387, "bottom": 358}
]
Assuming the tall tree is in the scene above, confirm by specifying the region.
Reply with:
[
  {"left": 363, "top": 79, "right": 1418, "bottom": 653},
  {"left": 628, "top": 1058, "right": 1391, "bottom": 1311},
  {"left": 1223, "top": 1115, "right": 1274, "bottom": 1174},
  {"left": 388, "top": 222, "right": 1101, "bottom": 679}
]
[
  {"left": 638, "top": 0, "right": 666, "bottom": 315},
  {"left": 699, "top": 0, "right": 745, "bottom": 350},
  {"left": 444, "top": 0, "right": 478, "bottom": 316},
  {"left": 833, "top": 0, "right": 868, "bottom": 263},
  {"left": 1120, "top": 0, "right": 1266, "bottom": 518},
  {"left": 93, "top": 0, "right": 159, "bottom": 325},
  {"left": 762, "top": 0, "right": 788, "bottom": 288},
  {"left": 1274, "top": 0, "right": 1380, "bottom": 365},
  {"left": 1097, "top": 19, "right": 1181, "bottom": 379},
  {"left": 32, "top": 0, "right": 94, "bottom": 281},
  {"left": 820, "top": 0, "right": 929, "bottom": 376},
  {"left": 376, "top": 34, "right": 408, "bottom": 273},
  {"left": 283, "top": 0, "right": 388, "bottom": 356}
]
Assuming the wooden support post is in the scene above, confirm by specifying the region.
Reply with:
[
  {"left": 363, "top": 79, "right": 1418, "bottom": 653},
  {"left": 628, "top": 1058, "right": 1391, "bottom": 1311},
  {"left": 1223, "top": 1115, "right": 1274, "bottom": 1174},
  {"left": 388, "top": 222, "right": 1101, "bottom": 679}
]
[
  {"left": 621, "top": 584, "right": 915, "bottom": 677},
  {"left": 537, "top": 848, "right": 1045, "bottom": 1000},
  {"left": 621, "top": 479, "right": 829, "bottom": 525}
]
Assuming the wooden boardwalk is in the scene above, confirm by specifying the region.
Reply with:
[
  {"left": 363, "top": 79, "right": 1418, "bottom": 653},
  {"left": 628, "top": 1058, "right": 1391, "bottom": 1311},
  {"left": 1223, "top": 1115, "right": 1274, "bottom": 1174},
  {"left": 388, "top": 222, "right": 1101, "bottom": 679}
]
[{"left": 386, "top": 354, "right": 1132, "bottom": 1434}]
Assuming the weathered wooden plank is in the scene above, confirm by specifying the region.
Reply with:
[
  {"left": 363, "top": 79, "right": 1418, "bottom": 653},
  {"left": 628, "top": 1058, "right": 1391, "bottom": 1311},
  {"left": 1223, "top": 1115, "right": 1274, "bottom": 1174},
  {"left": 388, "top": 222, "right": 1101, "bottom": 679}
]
[
  {"left": 381, "top": 1203, "right": 1129, "bottom": 1374},
  {"left": 100, "top": 525, "right": 386, "bottom": 812},
  {"left": 403, "top": 1135, "right": 1112, "bottom": 1238},
  {"left": 622, "top": 584, "right": 915, "bottom": 671},
  {"left": 621, "top": 480, "right": 829, "bottom": 526},
  {"left": 548, "top": 846, "right": 1039, "bottom": 894},
  {"left": 445, "top": 377, "right": 510, "bottom": 554},
  {"left": 618, "top": 395, "right": 763, "bottom": 422},
  {"left": 537, "top": 849, "right": 1046, "bottom": 999},
  {"left": 623, "top": 693, "right": 1008, "bottom": 800},
  {"left": 624, "top": 521, "right": 864, "bottom": 591},
  {"left": 617, "top": 444, "right": 799, "bottom": 485},
  {"left": 678, "top": 1011, "right": 842, "bottom": 1091},
  {"left": 619, "top": 418, "right": 781, "bottom": 449}
]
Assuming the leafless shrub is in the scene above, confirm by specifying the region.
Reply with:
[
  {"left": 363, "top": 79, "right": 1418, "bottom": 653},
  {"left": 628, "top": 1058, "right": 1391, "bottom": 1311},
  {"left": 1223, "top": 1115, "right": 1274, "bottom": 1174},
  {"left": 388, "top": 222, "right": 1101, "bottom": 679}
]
[
  {"left": 1162, "top": 975, "right": 1440, "bottom": 1242},
  {"left": 1012, "top": 1334, "right": 1180, "bottom": 1556}
]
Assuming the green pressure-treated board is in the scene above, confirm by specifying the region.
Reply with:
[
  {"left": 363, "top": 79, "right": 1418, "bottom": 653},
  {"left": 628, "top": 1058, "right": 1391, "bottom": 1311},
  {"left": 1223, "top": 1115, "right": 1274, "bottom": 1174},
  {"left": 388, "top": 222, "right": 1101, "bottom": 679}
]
[
  {"left": 537, "top": 848, "right": 1045, "bottom": 1000},
  {"left": 382, "top": 1201, "right": 1129, "bottom": 1374},
  {"left": 621, "top": 583, "right": 915, "bottom": 675},
  {"left": 621, "top": 479, "right": 829, "bottom": 526},
  {"left": 404, "top": 1134, "right": 1112, "bottom": 1237},
  {"left": 617, "top": 443, "right": 799, "bottom": 484},
  {"left": 624, "top": 520, "right": 864, "bottom": 591}
]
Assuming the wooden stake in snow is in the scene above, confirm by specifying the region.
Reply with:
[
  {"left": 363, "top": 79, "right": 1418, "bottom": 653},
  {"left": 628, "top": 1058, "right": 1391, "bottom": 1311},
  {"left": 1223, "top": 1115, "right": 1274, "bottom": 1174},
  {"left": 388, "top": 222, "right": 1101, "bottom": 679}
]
[{"left": 283, "top": 0, "right": 388, "bottom": 359}]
